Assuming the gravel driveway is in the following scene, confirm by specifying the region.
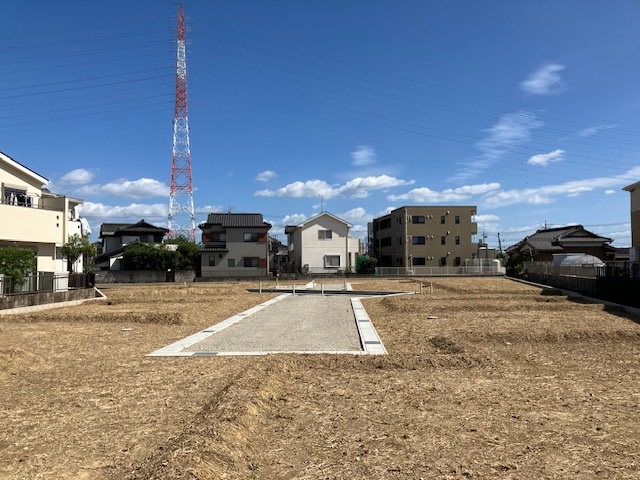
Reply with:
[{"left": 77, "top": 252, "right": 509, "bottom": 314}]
[{"left": 184, "top": 295, "right": 363, "bottom": 353}]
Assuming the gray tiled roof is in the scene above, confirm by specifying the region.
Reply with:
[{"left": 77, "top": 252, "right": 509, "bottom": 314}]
[
  {"left": 100, "top": 220, "right": 167, "bottom": 237},
  {"left": 204, "top": 213, "right": 271, "bottom": 228},
  {"left": 507, "top": 225, "right": 612, "bottom": 253}
]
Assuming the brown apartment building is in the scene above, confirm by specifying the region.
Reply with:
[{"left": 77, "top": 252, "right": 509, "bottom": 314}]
[{"left": 371, "top": 206, "right": 478, "bottom": 268}]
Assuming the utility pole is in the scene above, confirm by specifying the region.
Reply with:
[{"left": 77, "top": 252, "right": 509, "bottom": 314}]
[
  {"left": 168, "top": 4, "right": 196, "bottom": 241},
  {"left": 497, "top": 232, "right": 503, "bottom": 254}
]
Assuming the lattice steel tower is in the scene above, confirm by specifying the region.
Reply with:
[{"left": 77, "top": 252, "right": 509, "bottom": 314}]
[{"left": 168, "top": 3, "right": 196, "bottom": 241}]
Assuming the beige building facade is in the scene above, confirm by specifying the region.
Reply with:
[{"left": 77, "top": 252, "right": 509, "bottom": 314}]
[
  {"left": 623, "top": 181, "right": 640, "bottom": 262},
  {"left": 1, "top": 151, "right": 84, "bottom": 273},
  {"left": 372, "top": 206, "right": 478, "bottom": 268}
]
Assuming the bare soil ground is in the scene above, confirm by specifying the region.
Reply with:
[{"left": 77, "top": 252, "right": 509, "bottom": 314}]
[{"left": 1, "top": 278, "right": 639, "bottom": 479}]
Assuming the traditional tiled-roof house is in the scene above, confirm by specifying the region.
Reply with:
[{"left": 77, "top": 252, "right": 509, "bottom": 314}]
[
  {"left": 95, "top": 220, "right": 168, "bottom": 270},
  {"left": 506, "top": 225, "right": 616, "bottom": 262}
]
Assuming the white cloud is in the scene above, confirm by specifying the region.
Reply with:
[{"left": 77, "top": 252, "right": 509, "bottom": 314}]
[
  {"left": 475, "top": 214, "right": 501, "bottom": 223},
  {"left": 351, "top": 145, "right": 376, "bottom": 166},
  {"left": 388, "top": 182, "right": 500, "bottom": 203},
  {"left": 339, "top": 207, "right": 373, "bottom": 225},
  {"left": 451, "top": 112, "right": 543, "bottom": 182},
  {"left": 604, "top": 190, "right": 615, "bottom": 195},
  {"left": 520, "top": 63, "right": 566, "bottom": 95},
  {"left": 485, "top": 166, "right": 640, "bottom": 207},
  {"left": 79, "top": 201, "right": 167, "bottom": 219},
  {"left": 281, "top": 213, "right": 307, "bottom": 226},
  {"left": 254, "top": 175, "right": 413, "bottom": 199},
  {"left": 195, "top": 204, "right": 224, "bottom": 214},
  {"left": 256, "top": 170, "right": 277, "bottom": 182},
  {"left": 59, "top": 168, "right": 95, "bottom": 185},
  {"left": 577, "top": 124, "right": 619, "bottom": 138},
  {"left": 527, "top": 149, "right": 566, "bottom": 166},
  {"left": 77, "top": 178, "right": 169, "bottom": 199}
]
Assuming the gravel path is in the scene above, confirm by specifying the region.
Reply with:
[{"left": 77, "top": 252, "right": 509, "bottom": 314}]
[{"left": 185, "top": 295, "right": 363, "bottom": 353}]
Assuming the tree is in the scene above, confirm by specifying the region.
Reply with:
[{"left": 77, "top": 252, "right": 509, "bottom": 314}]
[
  {"left": 61, "top": 234, "right": 97, "bottom": 273},
  {"left": 0, "top": 245, "right": 36, "bottom": 291},
  {"left": 356, "top": 256, "right": 378, "bottom": 275},
  {"left": 505, "top": 251, "right": 532, "bottom": 278},
  {"left": 166, "top": 236, "right": 199, "bottom": 270}
]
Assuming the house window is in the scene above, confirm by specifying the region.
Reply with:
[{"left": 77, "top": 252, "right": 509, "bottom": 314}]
[
  {"left": 243, "top": 257, "right": 259, "bottom": 267},
  {"left": 439, "top": 256, "right": 447, "bottom": 266},
  {"left": 455, "top": 236, "right": 460, "bottom": 245},
  {"left": 380, "top": 237, "right": 392, "bottom": 247},
  {"left": 397, "top": 217, "right": 402, "bottom": 224},
  {"left": 397, "top": 237, "right": 403, "bottom": 245},
  {"left": 440, "top": 215, "right": 446, "bottom": 224},
  {"left": 412, "top": 236, "right": 426, "bottom": 245},
  {"left": 441, "top": 236, "right": 446, "bottom": 245},
  {"left": 455, "top": 215, "right": 460, "bottom": 224},
  {"left": 412, "top": 215, "right": 425, "bottom": 224},
  {"left": 228, "top": 258, "right": 235, "bottom": 267},
  {"left": 208, "top": 255, "right": 216, "bottom": 267},
  {"left": 244, "top": 233, "right": 259, "bottom": 242},
  {"left": 413, "top": 257, "right": 426, "bottom": 266},
  {"left": 454, "top": 257, "right": 461, "bottom": 266},
  {"left": 325, "top": 255, "right": 340, "bottom": 267},
  {"left": 318, "top": 230, "right": 333, "bottom": 240},
  {"left": 211, "top": 232, "right": 226, "bottom": 242}
]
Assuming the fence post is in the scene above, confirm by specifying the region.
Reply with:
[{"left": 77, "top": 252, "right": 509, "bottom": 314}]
[
  {"left": 293, "top": 282, "right": 296, "bottom": 296},
  {"left": 259, "top": 281, "right": 262, "bottom": 294},
  {"left": 321, "top": 283, "right": 324, "bottom": 296}
]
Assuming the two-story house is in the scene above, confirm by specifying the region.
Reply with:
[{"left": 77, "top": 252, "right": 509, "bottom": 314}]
[
  {"left": 199, "top": 213, "right": 271, "bottom": 277},
  {"left": 94, "top": 220, "right": 168, "bottom": 270},
  {"left": 371, "top": 206, "right": 478, "bottom": 269},
  {"left": 1, "top": 150, "right": 85, "bottom": 273},
  {"left": 285, "top": 212, "right": 359, "bottom": 274}
]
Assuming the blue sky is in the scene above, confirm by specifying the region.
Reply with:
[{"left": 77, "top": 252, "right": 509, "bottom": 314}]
[{"left": 2, "top": 1, "right": 640, "bottom": 249}]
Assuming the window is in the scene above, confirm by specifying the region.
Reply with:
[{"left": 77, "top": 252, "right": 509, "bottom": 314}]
[
  {"left": 325, "top": 255, "right": 340, "bottom": 267},
  {"left": 412, "top": 215, "right": 425, "bottom": 224},
  {"left": 378, "top": 218, "right": 392, "bottom": 229},
  {"left": 397, "top": 237, "right": 403, "bottom": 245},
  {"left": 243, "top": 257, "right": 259, "bottom": 267},
  {"left": 228, "top": 258, "right": 235, "bottom": 268},
  {"left": 211, "top": 232, "right": 226, "bottom": 242},
  {"left": 454, "top": 257, "right": 461, "bottom": 266},
  {"left": 440, "top": 215, "right": 446, "bottom": 224},
  {"left": 208, "top": 255, "right": 216, "bottom": 267},
  {"left": 439, "top": 256, "right": 447, "bottom": 266},
  {"left": 441, "top": 236, "right": 446, "bottom": 245},
  {"left": 455, "top": 215, "right": 460, "bottom": 224},
  {"left": 244, "top": 233, "right": 259, "bottom": 242},
  {"left": 380, "top": 237, "right": 392, "bottom": 247},
  {"left": 412, "top": 236, "right": 426, "bottom": 245},
  {"left": 396, "top": 257, "right": 403, "bottom": 265},
  {"left": 455, "top": 236, "right": 460, "bottom": 245},
  {"left": 318, "top": 229, "right": 333, "bottom": 240},
  {"left": 413, "top": 257, "right": 426, "bottom": 266},
  {"left": 397, "top": 216, "right": 402, "bottom": 224}
]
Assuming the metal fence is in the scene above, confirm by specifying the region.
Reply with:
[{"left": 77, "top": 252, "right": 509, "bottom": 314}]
[
  {"left": 523, "top": 261, "right": 634, "bottom": 279},
  {"left": 0, "top": 272, "right": 95, "bottom": 296},
  {"left": 375, "top": 265, "right": 505, "bottom": 277}
]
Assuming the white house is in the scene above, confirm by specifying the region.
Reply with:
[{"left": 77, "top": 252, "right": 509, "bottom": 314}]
[
  {"left": 285, "top": 212, "right": 360, "bottom": 274},
  {"left": 0, "top": 151, "right": 85, "bottom": 273}
]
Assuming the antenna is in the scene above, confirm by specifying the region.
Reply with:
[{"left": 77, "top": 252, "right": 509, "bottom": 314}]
[{"left": 167, "top": 4, "right": 196, "bottom": 241}]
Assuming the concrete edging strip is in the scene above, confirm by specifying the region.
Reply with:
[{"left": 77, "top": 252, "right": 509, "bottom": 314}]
[{"left": 147, "top": 293, "right": 291, "bottom": 356}]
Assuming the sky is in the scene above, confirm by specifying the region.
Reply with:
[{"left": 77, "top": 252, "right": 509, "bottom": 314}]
[{"left": 2, "top": 0, "right": 640, "bottom": 249}]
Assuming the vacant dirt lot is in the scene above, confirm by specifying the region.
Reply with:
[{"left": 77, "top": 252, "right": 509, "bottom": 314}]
[{"left": 1, "top": 278, "right": 639, "bottom": 479}]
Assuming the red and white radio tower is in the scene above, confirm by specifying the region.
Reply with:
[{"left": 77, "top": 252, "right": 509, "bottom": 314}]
[{"left": 168, "top": 3, "right": 196, "bottom": 241}]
